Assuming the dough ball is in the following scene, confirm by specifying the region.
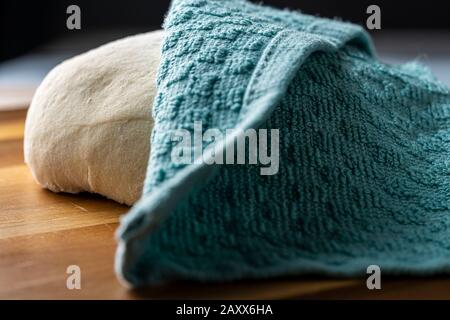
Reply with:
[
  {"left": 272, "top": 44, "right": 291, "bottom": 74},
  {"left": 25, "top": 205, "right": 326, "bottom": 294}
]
[{"left": 24, "top": 30, "right": 164, "bottom": 205}]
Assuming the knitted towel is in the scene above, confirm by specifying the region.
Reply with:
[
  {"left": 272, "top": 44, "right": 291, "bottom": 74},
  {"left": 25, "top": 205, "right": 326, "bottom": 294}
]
[{"left": 116, "top": 0, "right": 450, "bottom": 286}]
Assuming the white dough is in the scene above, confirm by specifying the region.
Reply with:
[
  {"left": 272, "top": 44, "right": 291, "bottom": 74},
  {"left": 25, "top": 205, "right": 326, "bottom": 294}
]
[{"left": 24, "top": 30, "right": 164, "bottom": 205}]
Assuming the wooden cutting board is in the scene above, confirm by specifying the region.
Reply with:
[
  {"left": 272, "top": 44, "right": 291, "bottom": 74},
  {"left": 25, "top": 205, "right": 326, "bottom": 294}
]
[{"left": 1, "top": 107, "right": 450, "bottom": 299}]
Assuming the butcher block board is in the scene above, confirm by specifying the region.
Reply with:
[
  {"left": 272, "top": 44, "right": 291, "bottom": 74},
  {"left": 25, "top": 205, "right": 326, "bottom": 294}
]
[{"left": 1, "top": 107, "right": 450, "bottom": 300}]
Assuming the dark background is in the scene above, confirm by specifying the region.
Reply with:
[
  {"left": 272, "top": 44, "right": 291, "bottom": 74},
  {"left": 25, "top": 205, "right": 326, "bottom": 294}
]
[{"left": 1, "top": 0, "right": 450, "bottom": 62}]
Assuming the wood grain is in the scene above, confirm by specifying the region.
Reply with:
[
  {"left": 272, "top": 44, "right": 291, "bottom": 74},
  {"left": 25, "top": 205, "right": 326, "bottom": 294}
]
[
  {"left": 1, "top": 106, "right": 450, "bottom": 299},
  {"left": 0, "top": 165, "right": 123, "bottom": 239}
]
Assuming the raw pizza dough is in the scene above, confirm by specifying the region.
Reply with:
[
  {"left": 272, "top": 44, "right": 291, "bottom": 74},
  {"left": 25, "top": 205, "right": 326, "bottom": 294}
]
[{"left": 24, "top": 30, "right": 164, "bottom": 205}]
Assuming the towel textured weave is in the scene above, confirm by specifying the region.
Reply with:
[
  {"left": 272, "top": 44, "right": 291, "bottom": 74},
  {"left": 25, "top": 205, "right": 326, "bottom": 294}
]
[{"left": 116, "top": 0, "right": 450, "bottom": 286}]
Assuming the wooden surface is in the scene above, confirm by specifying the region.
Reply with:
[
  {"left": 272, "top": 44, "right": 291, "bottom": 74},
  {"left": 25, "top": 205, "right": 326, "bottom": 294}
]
[{"left": 1, "top": 107, "right": 450, "bottom": 300}]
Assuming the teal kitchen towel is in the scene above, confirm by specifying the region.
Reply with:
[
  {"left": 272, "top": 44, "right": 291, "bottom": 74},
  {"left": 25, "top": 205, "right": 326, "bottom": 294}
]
[{"left": 116, "top": 0, "right": 450, "bottom": 286}]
